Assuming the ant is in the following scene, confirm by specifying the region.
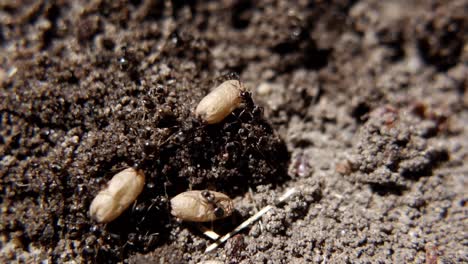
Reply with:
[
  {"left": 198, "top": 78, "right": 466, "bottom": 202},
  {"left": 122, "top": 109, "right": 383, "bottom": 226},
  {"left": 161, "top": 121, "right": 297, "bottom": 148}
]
[{"left": 201, "top": 190, "right": 225, "bottom": 218}]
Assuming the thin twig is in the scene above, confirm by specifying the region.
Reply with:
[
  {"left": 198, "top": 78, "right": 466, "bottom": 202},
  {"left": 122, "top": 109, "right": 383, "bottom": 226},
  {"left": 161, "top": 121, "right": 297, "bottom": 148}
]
[
  {"left": 248, "top": 187, "right": 264, "bottom": 232},
  {"left": 196, "top": 224, "right": 221, "bottom": 240}
]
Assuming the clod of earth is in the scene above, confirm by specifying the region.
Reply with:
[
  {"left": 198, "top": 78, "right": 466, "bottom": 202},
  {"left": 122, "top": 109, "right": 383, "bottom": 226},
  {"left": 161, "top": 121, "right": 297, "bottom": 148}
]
[
  {"left": 170, "top": 190, "right": 234, "bottom": 222},
  {"left": 195, "top": 80, "right": 246, "bottom": 124},
  {"left": 89, "top": 167, "right": 145, "bottom": 223}
]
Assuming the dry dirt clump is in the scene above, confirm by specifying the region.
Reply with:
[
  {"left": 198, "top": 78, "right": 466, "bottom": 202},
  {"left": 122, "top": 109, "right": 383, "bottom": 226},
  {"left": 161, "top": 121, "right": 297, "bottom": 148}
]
[
  {"left": 1, "top": 0, "right": 467, "bottom": 263},
  {"left": 349, "top": 105, "right": 449, "bottom": 190}
]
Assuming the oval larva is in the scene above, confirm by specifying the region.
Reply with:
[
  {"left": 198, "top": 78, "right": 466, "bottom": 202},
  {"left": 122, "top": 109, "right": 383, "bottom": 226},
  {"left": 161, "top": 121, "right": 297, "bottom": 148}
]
[
  {"left": 170, "top": 190, "right": 234, "bottom": 222},
  {"left": 89, "top": 167, "right": 145, "bottom": 223},
  {"left": 195, "top": 80, "right": 245, "bottom": 124}
]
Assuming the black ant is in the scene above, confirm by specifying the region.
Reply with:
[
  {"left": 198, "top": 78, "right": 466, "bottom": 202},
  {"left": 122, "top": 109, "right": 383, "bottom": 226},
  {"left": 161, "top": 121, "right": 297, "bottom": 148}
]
[{"left": 201, "top": 190, "right": 225, "bottom": 218}]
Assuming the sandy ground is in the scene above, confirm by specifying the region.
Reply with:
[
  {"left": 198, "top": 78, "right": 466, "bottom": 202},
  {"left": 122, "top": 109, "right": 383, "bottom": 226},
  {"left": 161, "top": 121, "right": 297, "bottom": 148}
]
[{"left": 0, "top": 0, "right": 467, "bottom": 263}]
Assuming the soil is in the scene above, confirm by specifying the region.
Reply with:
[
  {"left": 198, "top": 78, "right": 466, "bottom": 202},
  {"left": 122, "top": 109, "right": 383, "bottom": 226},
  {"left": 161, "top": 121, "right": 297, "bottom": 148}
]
[{"left": 0, "top": 0, "right": 467, "bottom": 263}]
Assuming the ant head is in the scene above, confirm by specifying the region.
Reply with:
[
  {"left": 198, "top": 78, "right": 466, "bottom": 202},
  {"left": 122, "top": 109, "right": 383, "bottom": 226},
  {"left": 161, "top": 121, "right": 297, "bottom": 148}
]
[
  {"left": 240, "top": 91, "right": 254, "bottom": 107},
  {"left": 226, "top": 72, "right": 240, "bottom": 81},
  {"left": 240, "top": 91, "right": 250, "bottom": 98},
  {"left": 214, "top": 206, "right": 225, "bottom": 218},
  {"left": 201, "top": 190, "right": 215, "bottom": 203},
  {"left": 132, "top": 161, "right": 142, "bottom": 170}
]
